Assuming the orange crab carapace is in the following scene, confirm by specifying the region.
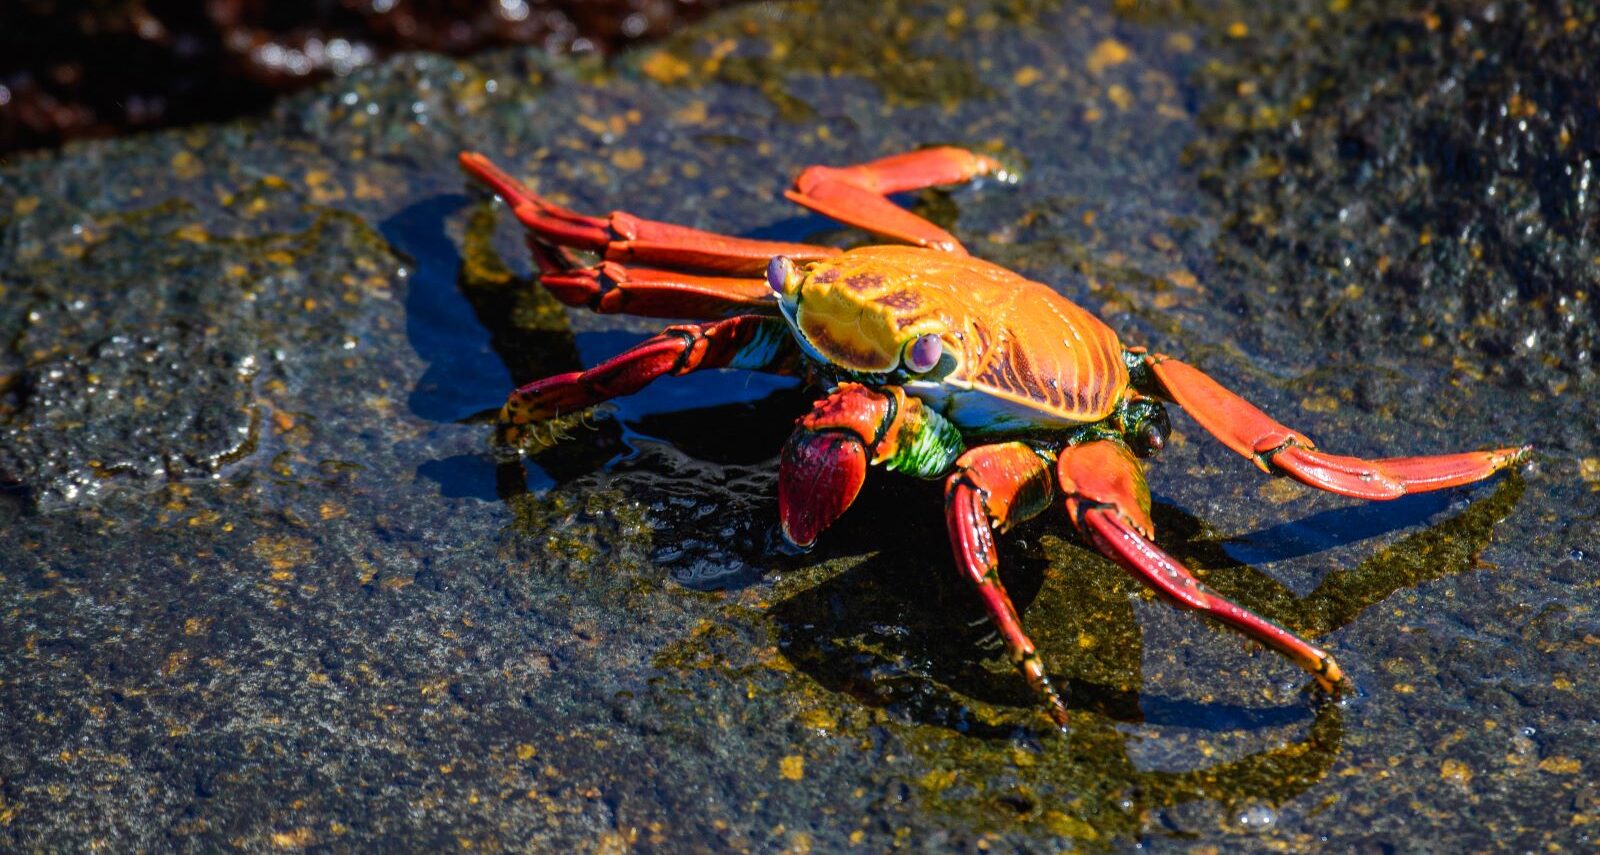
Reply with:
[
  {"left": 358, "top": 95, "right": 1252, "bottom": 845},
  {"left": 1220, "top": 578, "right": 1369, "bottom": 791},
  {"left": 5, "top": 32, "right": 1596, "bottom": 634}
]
[{"left": 459, "top": 146, "right": 1527, "bottom": 729}]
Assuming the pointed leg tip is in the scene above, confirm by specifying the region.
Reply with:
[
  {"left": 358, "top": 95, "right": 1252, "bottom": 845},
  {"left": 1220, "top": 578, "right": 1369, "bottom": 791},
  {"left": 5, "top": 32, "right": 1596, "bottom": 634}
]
[
  {"left": 499, "top": 397, "right": 542, "bottom": 426},
  {"left": 1499, "top": 444, "right": 1534, "bottom": 466},
  {"left": 1312, "top": 659, "right": 1347, "bottom": 696},
  {"left": 495, "top": 423, "right": 531, "bottom": 449},
  {"left": 1047, "top": 699, "right": 1071, "bottom": 733},
  {"left": 972, "top": 153, "right": 1020, "bottom": 184}
]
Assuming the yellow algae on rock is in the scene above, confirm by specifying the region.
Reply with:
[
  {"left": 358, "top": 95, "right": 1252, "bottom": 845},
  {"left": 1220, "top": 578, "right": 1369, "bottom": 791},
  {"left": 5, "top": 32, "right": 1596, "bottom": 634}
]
[
  {"left": 170, "top": 150, "right": 204, "bottom": 180},
  {"left": 1538, "top": 756, "right": 1581, "bottom": 775},
  {"left": 1439, "top": 759, "right": 1472, "bottom": 787},
  {"left": 1086, "top": 39, "right": 1130, "bottom": 75},
  {"left": 250, "top": 535, "right": 314, "bottom": 572},
  {"left": 779, "top": 755, "right": 805, "bottom": 781},
  {"left": 640, "top": 51, "right": 691, "bottom": 85}
]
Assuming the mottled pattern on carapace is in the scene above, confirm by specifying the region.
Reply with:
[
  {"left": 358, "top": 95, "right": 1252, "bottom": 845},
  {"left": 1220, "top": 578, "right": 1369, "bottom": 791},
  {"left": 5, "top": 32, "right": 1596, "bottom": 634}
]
[
  {"left": 796, "top": 245, "right": 1127, "bottom": 424},
  {"left": 842, "top": 271, "right": 886, "bottom": 292},
  {"left": 872, "top": 289, "right": 924, "bottom": 314}
]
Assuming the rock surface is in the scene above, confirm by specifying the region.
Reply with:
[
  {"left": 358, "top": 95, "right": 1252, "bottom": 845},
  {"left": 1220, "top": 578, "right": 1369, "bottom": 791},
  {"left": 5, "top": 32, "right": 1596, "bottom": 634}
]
[{"left": 2, "top": 0, "right": 1596, "bottom": 850}]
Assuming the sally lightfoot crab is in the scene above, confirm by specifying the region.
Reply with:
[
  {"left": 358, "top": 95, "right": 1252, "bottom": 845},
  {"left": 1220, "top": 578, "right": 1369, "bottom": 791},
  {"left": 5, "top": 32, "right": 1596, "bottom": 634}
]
[{"left": 459, "top": 146, "right": 1528, "bottom": 729}]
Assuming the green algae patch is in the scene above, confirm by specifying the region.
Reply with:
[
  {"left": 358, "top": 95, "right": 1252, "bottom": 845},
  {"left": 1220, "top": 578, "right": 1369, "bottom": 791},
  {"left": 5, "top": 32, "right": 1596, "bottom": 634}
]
[{"left": 900, "top": 701, "right": 1342, "bottom": 849}]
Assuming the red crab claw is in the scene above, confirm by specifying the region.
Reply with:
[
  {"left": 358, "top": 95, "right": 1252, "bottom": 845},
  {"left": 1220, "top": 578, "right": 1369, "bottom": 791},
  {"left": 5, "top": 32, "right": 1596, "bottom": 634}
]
[
  {"left": 778, "top": 429, "right": 867, "bottom": 550},
  {"left": 777, "top": 384, "right": 953, "bottom": 550},
  {"left": 778, "top": 384, "right": 938, "bottom": 549}
]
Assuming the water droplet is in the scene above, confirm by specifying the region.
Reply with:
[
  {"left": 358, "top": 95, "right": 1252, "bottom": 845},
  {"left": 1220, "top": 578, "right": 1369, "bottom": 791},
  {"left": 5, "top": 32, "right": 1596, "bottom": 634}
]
[
  {"left": 1237, "top": 804, "right": 1277, "bottom": 828},
  {"left": 621, "top": 13, "right": 649, "bottom": 38}
]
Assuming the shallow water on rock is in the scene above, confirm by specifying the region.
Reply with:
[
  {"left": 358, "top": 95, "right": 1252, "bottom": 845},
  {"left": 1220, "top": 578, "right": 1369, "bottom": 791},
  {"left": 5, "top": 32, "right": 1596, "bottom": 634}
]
[{"left": 2, "top": 1, "right": 1596, "bottom": 850}]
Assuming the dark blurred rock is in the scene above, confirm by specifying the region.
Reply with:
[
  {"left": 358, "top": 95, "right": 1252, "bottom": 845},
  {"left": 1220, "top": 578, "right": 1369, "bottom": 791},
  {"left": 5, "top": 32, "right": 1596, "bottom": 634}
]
[{"left": 0, "top": 0, "right": 745, "bottom": 153}]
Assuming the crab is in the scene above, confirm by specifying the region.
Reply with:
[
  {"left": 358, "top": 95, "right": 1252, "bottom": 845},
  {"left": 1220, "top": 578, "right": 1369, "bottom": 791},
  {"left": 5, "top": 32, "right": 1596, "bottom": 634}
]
[{"left": 458, "top": 146, "right": 1528, "bottom": 729}]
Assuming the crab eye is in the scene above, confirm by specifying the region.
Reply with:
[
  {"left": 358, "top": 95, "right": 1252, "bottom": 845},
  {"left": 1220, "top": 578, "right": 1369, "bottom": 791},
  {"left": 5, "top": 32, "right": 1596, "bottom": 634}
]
[
  {"left": 766, "top": 256, "right": 795, "bottom": 294},
  {"left": 1130, "top": 406, "right": 1171, "bottom": 458},
  {"left": 1135, "top": 422, "right": 1166, "bottom": 456},
  {"left": 904, "top": 333, "right": 943, "bottom": 373}
]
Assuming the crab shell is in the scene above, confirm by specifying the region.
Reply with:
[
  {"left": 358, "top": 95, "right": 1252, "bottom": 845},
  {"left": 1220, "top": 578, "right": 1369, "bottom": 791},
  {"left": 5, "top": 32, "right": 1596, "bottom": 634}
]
[{"left": 775, "top": 245, "right": 1129, "bottom": 433}]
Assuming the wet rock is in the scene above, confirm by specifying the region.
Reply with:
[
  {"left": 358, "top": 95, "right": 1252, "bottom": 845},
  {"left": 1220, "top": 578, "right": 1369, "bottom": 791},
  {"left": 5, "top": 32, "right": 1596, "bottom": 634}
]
[
  {"left": 1, "top": 0, "right": 1597, "bottom": 851},
  {"left": 1190, "top": 0, "right": 1600, "bottom": 387},
  {"left": 0, "top": 195, "right": 397, "bottom": 508}
]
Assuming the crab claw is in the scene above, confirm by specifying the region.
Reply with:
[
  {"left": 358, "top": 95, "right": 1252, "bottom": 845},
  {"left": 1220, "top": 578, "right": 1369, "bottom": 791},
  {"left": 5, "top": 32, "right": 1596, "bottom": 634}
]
[{"left": 778, "top": 429, "right": 868, "bottom": 549}]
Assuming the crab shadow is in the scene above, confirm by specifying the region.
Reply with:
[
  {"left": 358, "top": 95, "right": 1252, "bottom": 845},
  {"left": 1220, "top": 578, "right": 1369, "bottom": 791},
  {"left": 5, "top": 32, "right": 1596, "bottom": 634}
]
[
  {"left": 433, "top": 190, "right": 1528, "bottom": 741},
  {"left": 768, "top": 471, "right": 1525, "bottom": 738}
]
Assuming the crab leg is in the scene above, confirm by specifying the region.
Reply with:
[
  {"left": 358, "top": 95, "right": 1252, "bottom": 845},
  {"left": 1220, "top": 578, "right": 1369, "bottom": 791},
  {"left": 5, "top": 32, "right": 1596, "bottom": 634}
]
[
  {"left": 537, "top": 260, "right": 778, "bottom": 319},
  {"left": 1057, "top": 440, "right": 1345, "bottom": 692},
  {"left": 785, "top": 147, "right": 1006, "bottom": 254},
  {"left": 500, "top": 314, "right": 794, "bottom": 443},
  {"left": 944, "top": 442, "right": 1069, "bottom": 729},
  {"left": 778, "top": 383, "right": 963, "bottom": 548},
  {"left": 460, "top": 151, "right": 839, "bottom": 274},
  {"left": 1142, "top": 353, "right": 1529, "bottom": 500}
]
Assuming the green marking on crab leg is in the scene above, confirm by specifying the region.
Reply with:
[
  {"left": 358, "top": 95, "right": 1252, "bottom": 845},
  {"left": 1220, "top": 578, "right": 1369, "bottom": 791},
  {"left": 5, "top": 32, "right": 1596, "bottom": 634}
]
[
  {"left": 780, "top": 383, "right": 963, "bottom": 546},
  {"left": 884, "top": 401, "right": 963, "bottom": 478},
  {"left": 726, "top": 317, "right": 795, "bottom": 370}
]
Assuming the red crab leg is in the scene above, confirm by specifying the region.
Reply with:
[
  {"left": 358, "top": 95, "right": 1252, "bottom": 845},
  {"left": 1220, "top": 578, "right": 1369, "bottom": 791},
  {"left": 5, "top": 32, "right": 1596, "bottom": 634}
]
[
  {"left": 538, "top": 260, "right": 777, "bottom": 319},
  {"left": 460, "top": 151, "right": 839, "bottom": 274},
  {"left": 778, "top": 383, "right": 963, "bottom": 548},
  {"left": 1057, "top": 440, "right": 1345, "bottom": 692},
  {"left": 500, "top": 314, "right": 794, "bottom": 443},
  {"left": 784, "top": 147, "right": 1006, "bottom": 254},
  {"left": 1142, "top": 353, "right": 1529, "bottom": 500},
  {"left": 944, "top": 442, "right": 1068, "bottom": 729}
]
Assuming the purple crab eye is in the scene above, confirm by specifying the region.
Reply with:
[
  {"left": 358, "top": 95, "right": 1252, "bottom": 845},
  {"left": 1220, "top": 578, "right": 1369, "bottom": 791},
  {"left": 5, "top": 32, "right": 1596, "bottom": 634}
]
[
  {"left": 904, "top": 333, "right": 943, "bottom": 373},
  {"left": 766, "top": 256, "right": 794, "bottom": 294}
]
